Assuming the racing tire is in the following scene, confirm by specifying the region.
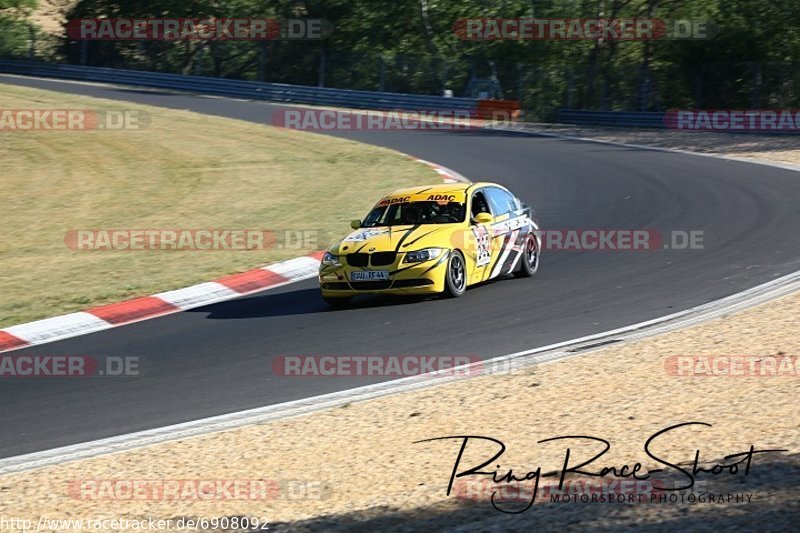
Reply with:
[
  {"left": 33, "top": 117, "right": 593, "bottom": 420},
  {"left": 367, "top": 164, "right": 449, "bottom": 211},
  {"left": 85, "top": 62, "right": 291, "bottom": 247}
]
[
  {"left": 442, "top": 250, "right": 467, "bottom": 298},
  {"left": 323, "top": 295, "right": 352, "bottom": 308},
  {"left": 514, "top": 233, "right": 539, "bottom": 278}
]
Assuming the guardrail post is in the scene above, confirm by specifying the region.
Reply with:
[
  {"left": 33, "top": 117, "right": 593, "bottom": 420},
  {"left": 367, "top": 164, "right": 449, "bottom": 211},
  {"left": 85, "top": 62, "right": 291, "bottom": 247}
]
[
  {"left": 27, "top": 24, "right": 36, "bottom": 61},
  {"left": 258, "top": 42, "right": 267, "bottom": 82},
  {"left": 567, "top": 68, "right": 575, "bottom": 109},
  {"left": 378, "top": 55, "right": 385, "bottom": 92},
  {"left": 318, "top": 44, "right": 326, "bottom": 88}
]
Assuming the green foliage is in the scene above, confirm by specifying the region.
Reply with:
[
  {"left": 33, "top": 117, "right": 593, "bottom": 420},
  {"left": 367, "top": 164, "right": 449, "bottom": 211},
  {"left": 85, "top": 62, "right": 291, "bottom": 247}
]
[
  {"left": 0, "top": 0, "right": 37, "bottom": 58},
  {"left": 42, "top": 0, "right": 800, "bottom": 113},
  {"left": 0, "top": 0, "right": 36, "bottom": 9}
]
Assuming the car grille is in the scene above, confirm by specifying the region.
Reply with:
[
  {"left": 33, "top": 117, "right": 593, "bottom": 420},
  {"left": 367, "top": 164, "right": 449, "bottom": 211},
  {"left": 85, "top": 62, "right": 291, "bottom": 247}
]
[
  {"left": 345, "top": 253, "right": 369, "bottom": 267},
  {"left": 393, "top": 279, "right": 434, "bottom": 288},
  {"left": 370, "top": 252, "right": 397, "bottom": 266},
  {"left": 350, "top": 281, "right": 392, "bottom": 290},
  {"left": 321, "top": 282, "right": 350, "bottom": 290},
  {"left": 345, "top": 252, "right": 397, "bottom": 267}
]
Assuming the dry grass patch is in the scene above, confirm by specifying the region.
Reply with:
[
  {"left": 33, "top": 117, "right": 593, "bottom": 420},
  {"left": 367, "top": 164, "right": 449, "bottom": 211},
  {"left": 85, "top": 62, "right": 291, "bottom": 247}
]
[{"left": 0, "top": 83, "right": 433, "bottom": 326}]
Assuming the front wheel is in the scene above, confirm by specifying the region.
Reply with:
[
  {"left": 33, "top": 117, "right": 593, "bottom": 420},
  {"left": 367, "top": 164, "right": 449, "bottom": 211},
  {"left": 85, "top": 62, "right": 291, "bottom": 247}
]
[
  {"left": 514, "top": 233, "right": 539, "bottom": 278},
  {"left": 442, "top": 250, "right": 467, "bottom": 298}
]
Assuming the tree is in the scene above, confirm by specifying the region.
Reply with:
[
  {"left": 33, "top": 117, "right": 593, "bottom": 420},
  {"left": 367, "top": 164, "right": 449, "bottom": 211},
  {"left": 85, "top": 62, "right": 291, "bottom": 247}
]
[{"left": 0, "top": 0, "right": 37, "bottom": 59}]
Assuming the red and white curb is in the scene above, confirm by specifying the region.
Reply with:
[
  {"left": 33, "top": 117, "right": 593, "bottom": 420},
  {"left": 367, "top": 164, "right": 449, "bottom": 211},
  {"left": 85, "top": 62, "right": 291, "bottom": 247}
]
[
  {"left": 0, "top": 253, "right": 324, "bottom": 353},
  {"left": 0, "top": 159, "right": 468, "bottom": 353}
]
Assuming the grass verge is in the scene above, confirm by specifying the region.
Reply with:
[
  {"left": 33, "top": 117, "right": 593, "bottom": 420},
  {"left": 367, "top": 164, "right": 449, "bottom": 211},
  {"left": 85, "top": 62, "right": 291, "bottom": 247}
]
[{"left": 0, "top": 83, "right": 434, "bottom": 327}]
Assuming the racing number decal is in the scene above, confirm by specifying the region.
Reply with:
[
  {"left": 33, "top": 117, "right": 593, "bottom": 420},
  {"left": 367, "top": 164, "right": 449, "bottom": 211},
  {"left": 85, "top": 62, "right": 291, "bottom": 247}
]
[{"left": 472, "top": 226, "right": 491, "bottom": 267}]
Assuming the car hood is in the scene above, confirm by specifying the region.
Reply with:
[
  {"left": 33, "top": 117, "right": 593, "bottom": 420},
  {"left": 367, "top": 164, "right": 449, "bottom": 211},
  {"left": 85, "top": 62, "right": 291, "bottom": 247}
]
[{"left": 330, "top": 225, "right": 455, "bottom": 255}]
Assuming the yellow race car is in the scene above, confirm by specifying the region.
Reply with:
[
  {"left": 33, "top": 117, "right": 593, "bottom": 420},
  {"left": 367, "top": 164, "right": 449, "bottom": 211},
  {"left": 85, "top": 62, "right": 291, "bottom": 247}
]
[{"left": 319, "top": 182, "right": 540, "bottom": 306}]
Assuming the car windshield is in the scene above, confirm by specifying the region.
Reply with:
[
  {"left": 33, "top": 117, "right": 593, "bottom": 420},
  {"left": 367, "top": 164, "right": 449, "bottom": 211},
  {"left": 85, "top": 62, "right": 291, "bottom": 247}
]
[{"left": 361, "top": 201, "right": 466, "bottom": 227}]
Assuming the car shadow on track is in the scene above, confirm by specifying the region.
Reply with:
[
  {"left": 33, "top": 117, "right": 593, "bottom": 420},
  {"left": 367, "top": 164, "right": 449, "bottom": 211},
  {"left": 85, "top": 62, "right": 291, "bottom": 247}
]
[{"left": 189, "top": 288, "right": 434, "bottom": 320}]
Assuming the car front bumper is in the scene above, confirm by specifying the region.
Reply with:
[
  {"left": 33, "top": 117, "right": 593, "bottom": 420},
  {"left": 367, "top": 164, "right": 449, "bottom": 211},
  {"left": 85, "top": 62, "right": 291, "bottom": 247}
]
[{"left": 318, "top": 253, "right": 449, "bottom": 297}]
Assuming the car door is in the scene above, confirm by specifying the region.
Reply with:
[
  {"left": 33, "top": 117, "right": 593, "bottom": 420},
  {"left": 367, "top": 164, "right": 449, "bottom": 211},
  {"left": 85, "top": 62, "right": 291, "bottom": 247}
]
[
  {"left": 466, "top": 188, "right": 498, "bottom": 284},
  {"left": 483, "top": 186, "right": 524, "bottom": 279}
]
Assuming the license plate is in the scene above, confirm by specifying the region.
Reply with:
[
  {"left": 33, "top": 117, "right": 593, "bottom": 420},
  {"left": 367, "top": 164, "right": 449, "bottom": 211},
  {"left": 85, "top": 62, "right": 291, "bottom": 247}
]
[{"left": 351, "top": 270, "right": 389, "bottom": 282}]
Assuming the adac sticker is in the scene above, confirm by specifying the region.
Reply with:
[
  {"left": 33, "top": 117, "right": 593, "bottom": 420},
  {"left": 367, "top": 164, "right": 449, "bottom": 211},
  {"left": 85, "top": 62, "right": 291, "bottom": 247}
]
[
  {"left": 426, "top": 194, "right": 457, "bottom": 204},
  {"left": 378, "top": 196, "right": 411, "bottom": 206}
]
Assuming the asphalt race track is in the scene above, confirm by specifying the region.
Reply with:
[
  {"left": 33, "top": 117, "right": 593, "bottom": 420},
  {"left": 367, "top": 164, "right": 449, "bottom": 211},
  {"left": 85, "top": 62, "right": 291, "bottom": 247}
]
[{"left": 2, "top": 74, "right": 800, "bottom": 458}]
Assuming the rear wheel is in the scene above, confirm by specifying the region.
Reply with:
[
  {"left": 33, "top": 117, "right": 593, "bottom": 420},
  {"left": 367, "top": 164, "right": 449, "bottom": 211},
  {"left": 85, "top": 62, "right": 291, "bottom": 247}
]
[
  {"left": 442, "top": 250, "right": 467, "bottom": 298},
  {"left": 323, "top": 295, "right": 352, "bottom": 308},
  {"left": 515, "top": 234, "right": 539, "bottom": 278}
]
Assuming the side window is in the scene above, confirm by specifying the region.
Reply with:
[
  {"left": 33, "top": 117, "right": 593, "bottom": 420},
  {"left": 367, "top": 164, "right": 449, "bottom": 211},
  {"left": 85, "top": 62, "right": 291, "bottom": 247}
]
[
  {"left": 386, "top": 204, "right": 403, "bottom": 225},
  {"left": 485, "top": 187, "right": 518, "bottom": 216},
  {"left": 471, "top": 190, "right": 492, "bottom": 220}
]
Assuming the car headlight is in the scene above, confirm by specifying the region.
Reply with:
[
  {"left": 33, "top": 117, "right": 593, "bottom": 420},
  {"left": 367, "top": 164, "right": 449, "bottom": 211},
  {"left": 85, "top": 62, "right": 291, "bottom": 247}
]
[
  {"left": 403, "top": 248, "right": 445, "bottom": 264},
  {"left": 321, "top": 252, "right": 342, "bottom": 266}
]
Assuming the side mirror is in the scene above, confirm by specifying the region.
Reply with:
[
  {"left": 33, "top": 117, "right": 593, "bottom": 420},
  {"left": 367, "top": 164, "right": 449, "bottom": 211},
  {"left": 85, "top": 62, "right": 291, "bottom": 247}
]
[
  {"left": 474, "top": 212, "right": 493, "bottom": 224},
  {"left": 350, "top": 219, "right": 361, "bottom": 229}
]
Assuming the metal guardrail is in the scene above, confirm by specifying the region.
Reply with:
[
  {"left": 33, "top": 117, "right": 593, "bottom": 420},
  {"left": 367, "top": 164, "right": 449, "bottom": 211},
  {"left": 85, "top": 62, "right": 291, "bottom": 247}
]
[
  {"left": 556, "top": 109, "right": 666, "bottom": 128},
  {"left": 0, "top": 62, "right": 687, "bottom": 127},
  {"left": 0, "top": 60, "right": 478, "bottom": 113}
]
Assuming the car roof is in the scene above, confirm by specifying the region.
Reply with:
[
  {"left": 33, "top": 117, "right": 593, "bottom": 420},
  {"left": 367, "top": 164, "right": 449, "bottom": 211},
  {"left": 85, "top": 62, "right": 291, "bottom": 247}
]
[{"left": 386, "top": 182, "right": 505, "bottom": 198}]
